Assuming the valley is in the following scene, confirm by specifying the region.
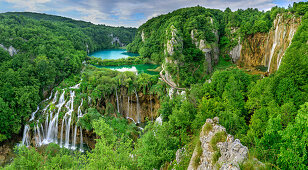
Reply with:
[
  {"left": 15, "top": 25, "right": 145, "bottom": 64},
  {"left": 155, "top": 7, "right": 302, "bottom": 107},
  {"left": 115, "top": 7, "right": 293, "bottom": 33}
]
[{"left": 0, "top": 2, "right": 307, "bottom": 170}]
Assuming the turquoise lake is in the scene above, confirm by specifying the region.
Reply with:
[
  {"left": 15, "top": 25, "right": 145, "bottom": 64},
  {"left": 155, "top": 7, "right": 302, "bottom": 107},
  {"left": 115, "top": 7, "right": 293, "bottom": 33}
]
[
  {"left": 90, "top": 49, "right": 139, "bottom": 60},
  {"left": 91, "top": 49, "right": 159, "bottom": 75}
]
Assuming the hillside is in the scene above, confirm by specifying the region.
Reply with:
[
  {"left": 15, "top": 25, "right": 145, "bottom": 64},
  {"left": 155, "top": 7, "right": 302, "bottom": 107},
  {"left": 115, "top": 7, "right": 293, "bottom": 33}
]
[
  {"left": 127, "top": 3, "right": 307, "bottom": 87},
  {"left": 0, "top": 13, "right": 136, "bottom": 143},
  {"left": 0, "top": 2, "right": 307, "bottom": 170}
]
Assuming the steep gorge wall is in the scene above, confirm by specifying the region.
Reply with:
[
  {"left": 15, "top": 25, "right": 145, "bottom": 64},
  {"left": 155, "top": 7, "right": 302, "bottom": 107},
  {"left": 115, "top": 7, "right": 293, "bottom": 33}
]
[{"left": 231, "top": 14, "right": 301, "bottom": 73}]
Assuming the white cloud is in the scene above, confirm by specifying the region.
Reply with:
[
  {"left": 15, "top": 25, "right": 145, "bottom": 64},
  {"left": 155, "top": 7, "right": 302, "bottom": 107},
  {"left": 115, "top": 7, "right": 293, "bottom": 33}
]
[{"left": 0, "top": 0, "right": 300, "bottom": 27}]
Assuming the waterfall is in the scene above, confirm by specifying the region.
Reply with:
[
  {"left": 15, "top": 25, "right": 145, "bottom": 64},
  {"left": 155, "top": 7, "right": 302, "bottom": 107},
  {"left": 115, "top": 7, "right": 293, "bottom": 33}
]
[
  {"left": 150, "top": 94, "right": 153, "bottom": 121},
  {"left": 88, "top": 96, "right": 91, "bottom": 105},
  {"left": 60, "top": 118, "right": 65, "bottom": 147},
  {"left": 52, "top": 91, "right": 59, "bottom": 103},
  {"left": 64, "top": 90, "right": 75, "bottom": 149},
  {"left": 19, "top": 82, "right": 85, "bottom": 151},
  {"left": 127, "top": 96, "right": 130, "bottom": 118},
  {"left": 35, "top": 123, "right": 42, "bottom": 146},
  {"left": 72, "top": 98, "right": 83, "bottom": 150},
  {"left": 116, "top": 88, "right": 120, "bottom": 113},
  {"left": 47, "top": 91, "right": 53, "bottom": 100},
  {"left": 41, "top": 124, "right": 45, "bottom": 139},
  {"left": 21, "top": 125, "right": 30, "bottom": 146},
  {"left": 29, "top": 106, "right": 40, "bottom": 121},
  {"left": 72, "top": 125, "right": 77, "bottom": 150},
  {"left": 267, "top": 17, "right": 281, "bottom": 72},
  {"left": 80, "top": 127, "right": 83, "bottom": 152},
  {"left": 43, "top": 90, "right": 65, "bottom": 144},
  {"left": 278, "top": 18, "right": 296, "bottom": 70},
  {"left": 135, "top": 89, "right": 140, "bottom": 123}
]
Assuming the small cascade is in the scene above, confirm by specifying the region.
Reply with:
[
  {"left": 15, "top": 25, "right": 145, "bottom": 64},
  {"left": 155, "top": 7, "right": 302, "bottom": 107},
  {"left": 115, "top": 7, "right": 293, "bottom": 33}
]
[
  {"left": 155, "top": 115, "right": 163, "bottom": 125},
  {"left": 72, "top": 125, "right": 77, "bottom": 150},
  {"left": 127, "top": 96, "right": 130, "bottom": 118},
  {"left": 80, "top": 127, "right": 83, "bottom": 152},
  {"left": 52, "top": 91, "right": 59, "bottom": 103},
  {"left": 150, "top": 94, "right": 153, "bottom": 121},
  {"left": 116, "top": 88, "right": 120, "bottom": 113},
  {"left": 127, "top": 117, "right": 137, "bottom": 124},
  {"left": 60, "top": 119, "right": 65, "bottom": 147},
  {"left": 135, "top": 89, "right": 141, "bottom": 123},
  {"left": 267, "top": 16, "right": 281, "bottom": 72},
  {"left": 72, "top": 98, "right": 84, "bottom": 150},
  {"left": 34, "top": 123, "right": 42, "bottom": 146},
  {"left": 88, "top": 96, "right": 91, "bottom": 105},
  {"left": 21, "top": 125, "right": 30, "bottom": 146},
  {"left": 64, "top": 90, "right": 75, "bottom": 149},
  {"left": 29, "top": 106, "right": 39, "bottom": 121}
]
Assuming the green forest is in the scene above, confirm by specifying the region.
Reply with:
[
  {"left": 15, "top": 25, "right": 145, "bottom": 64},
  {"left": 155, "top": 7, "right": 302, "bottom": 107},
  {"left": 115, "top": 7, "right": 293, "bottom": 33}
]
[{"left": 0, "top": 1, "right": 307, "bottom": 170}]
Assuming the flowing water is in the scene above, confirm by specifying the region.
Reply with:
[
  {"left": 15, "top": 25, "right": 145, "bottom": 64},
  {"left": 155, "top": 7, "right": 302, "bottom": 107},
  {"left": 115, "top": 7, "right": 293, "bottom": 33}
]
[
  {"left": 20, "top": 82, "right": 86, "bottom": 152},
  {"left": 267, "top": 17, "right": 281, "bottom": 72}
]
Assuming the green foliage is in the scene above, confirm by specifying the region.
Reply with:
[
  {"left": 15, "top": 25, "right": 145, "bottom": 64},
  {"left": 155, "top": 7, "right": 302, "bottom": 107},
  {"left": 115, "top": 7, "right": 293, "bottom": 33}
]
[
  {"left": 87, "top": 56, "right": 151, "bottom": 66},
  {"left": 0, "top": 12, "right": 136, "bottom": 141},
  {"left": 134, "top": 122, "right": 179, "bottom": 169},
  {"left": 79, "top": 108, "right": 101, "bottom": 131},
  {"left": 277, "top": 102, "right": 308, "bottom": 169}
]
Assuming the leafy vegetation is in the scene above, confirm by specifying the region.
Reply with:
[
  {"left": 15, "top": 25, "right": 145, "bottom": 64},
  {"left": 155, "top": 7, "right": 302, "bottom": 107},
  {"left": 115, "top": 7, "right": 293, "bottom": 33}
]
[
  {"left": 0, "top": 13, "right": 135, "bottom": 142},
  {"left": 1, "top": 2, "right": 307, "bottom": 170}
]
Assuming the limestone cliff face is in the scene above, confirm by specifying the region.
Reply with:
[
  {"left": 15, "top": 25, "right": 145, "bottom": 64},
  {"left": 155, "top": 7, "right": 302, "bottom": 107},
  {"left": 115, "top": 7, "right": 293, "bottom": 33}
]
[
  {"left": 165, "top": 25, "right": 183, "bottom": 56},
  {"left": 0, "top": 44, "right": 17, "bottom": 56},
  {"left": 187, "top": 118, "right": 258, "bottom": 170},
  {"left": 191, "top": 28, "right": 219, "bottom": 73},
  {"left": 110, "top": 34, "right": 125, "bottom": 47},
  {"left": 231, "top": 14, "right": 301, "bottom": 73}
]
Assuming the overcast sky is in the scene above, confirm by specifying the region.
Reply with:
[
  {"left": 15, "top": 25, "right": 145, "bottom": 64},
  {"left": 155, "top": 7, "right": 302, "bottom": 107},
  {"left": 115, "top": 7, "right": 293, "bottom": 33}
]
[{"left": 0, "top": 0, "right": 305, "bottom": 27}]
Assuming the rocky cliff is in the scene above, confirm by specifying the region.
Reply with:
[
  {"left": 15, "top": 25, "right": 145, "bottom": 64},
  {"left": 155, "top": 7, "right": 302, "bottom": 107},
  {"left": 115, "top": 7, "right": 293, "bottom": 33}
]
[
  {"left": 230, "top": 14, "right": 301, "bottom": 73},
  {"left": 0, "top": 44, "right": 17, "bottom": 56},
  {"left": 187, "top": 117, "right": 263, "bottom": 170},
  {"left": 191, "top": 27, "right": 219, "bottom": 73}
]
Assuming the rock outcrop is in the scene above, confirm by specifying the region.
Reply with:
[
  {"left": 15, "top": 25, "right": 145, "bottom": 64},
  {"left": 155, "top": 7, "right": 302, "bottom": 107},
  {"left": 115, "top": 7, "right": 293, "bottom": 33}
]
[
  {"left": 141, "top": 30, "right": 145, "bottom": 42},
  {"left": 230, "top": 14, "right": 301, "bottom": 73},
  {"left": 110, "top": 34, "right": 125, "bottom": 47},
  {"left": 0, "top": 44, "right": 17, "bottom": 56},
  {"left": 188, "top": 117, "right": 254, "bottom": 170},
  {"left": 191, "top": 28, "right": 219, "bottom": 73},
  {"left": 165, "top": 25, "right": 183, "bottom": 56}
]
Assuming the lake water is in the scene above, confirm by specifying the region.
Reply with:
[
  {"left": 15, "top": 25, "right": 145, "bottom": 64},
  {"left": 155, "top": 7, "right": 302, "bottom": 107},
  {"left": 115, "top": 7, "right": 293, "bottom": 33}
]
[
  {"left": 90, "top": 49, "right": 139, "bottom": 60},
  {"left": 91, "top": 49, "right": 159, "bottom": 75}
]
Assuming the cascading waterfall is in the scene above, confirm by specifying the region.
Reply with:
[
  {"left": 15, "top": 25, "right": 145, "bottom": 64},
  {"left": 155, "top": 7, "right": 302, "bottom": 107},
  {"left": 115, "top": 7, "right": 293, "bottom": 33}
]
[
  {"left": 127, "top": 96, "right": 130, "bottom": 118},
  {"left": 29, "top": 106, "right": 39, "bottom": 121},
  {"left": 64, "top": 91, "right": 75, "bottom": 149},
  {"left": 116, "top": 88, "right": 120, "bottom": 113},
  {"left": 135, "top": 89, "right": 141, "bottom": 123},
  {"left": 277, "top": 18, "right": 296, "bottom": 70},
  {"left": 72, "top": 99, "right": 84, "bottom": 150},
  {"left": 43, "top": 90, "right": 65, "bottom": 145},
  {"left": 150, "top": 94, "right": 153, "bottom": 121},
  {"left": 80, "top": 127, "right": 83, "bottom": 152},
  {"left": 21, "top": 125, "right": 30, "bottom": 146},
  {"left": 20, "top": 82, "right": 85, "bottom": 151},
  {"left": 267, "top": 16, "right": 281, "bottom": 72}
]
